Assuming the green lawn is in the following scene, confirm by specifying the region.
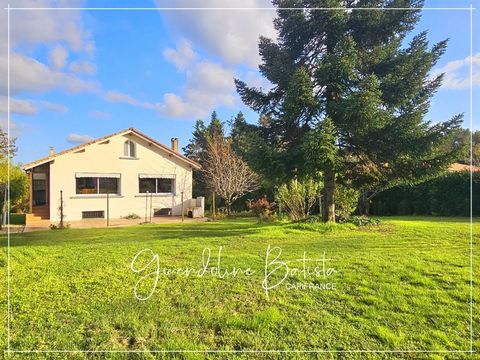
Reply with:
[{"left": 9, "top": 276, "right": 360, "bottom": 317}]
[{"left": 0, "top": 217, "right": 478, "bottom": 359}]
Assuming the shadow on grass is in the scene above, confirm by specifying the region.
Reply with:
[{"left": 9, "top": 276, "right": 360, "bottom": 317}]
[
  {"left": 0, "top": 219, "right": 274, "bottom": 248},
  {"left": 0, "top": 216, "right": 474, "bottom": 249}
]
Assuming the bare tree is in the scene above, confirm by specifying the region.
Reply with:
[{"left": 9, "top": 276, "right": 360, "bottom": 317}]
[
  {"left": 203, "top": 136, "right": 260, "bottom": 215},
  {"left": 0, "top": 128, "right": 17, "bottom": 159}
]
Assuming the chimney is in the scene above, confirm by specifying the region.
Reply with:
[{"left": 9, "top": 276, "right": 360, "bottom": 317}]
[
  {"left": 49, "top": 147, "right": 55, "bottom": 157},
  {"left": 171, "top": 138, "right": 179, "bottom": 153}
]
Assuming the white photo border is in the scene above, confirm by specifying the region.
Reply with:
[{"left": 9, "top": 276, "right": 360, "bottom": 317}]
[{"left": 4, "top": 3, "right": 476, "bottom": 355}]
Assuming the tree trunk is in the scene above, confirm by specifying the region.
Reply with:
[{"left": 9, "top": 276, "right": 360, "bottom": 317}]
[
  {"left": 212, "top": 192, "right": 216, "bottom": 221},
  {"left": 358, "top": 190, "right": 369, "bottom": 216},
  {"left": 225, "top": 199, "right": 231, "bottom": 216},
  {"left": 322, "top": 30, "right": 337, "bottom": 223},
  {"left": 358, "top": 190, "right": 377, "bottom": 216},
  {"left": 323, "top": 169, "right": 335, "bottom": 222}
]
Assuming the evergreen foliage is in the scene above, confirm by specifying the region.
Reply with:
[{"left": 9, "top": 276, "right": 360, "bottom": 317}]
[
  {"left": 235, "top": 0, "right": 463, "bottom": 221},
  {"left": 370, "top": 171, "right": 479, "bottom": 216}
]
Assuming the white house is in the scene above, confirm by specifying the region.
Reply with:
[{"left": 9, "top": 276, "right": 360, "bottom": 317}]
[{"left": 23, "top": 128, "right": 203, "bottom": 223}]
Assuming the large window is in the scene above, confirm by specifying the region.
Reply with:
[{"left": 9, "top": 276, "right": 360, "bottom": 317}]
[
  {"left": 76, "top": 174, "right": 120, "bottom": 195},
  {"left": 138, "top": 175, "right": 175, "bottom": 194}
]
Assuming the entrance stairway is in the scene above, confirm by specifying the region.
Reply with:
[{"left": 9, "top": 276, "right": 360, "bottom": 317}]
[{"left": 26, "top": 206, "right": 50, "bottom": 225}]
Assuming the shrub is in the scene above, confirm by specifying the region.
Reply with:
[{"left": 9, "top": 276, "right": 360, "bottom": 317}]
[
  {"left": 225, "top": 210, "right": 256, "bottom": 218},
  {"left": 287, "top": 221, "right": 357, "bottom": 233},
  {"left": 216, "top": 207, "right": 228, "bottom": 219},
  {"left": 276, "top": 179, "right": 320, "bottom": 221},
  {"left": 50, "top": 223, "right": 70, "bottom": 230},
  {"left": 0, "top": 160, "right": 29, "bottom": 214},
  {"left": 335, "top": 185, "right": 360, "bottom": 221},
  {"left": 296, "top": 214, "right": 379, "bottom": 227},
  {"left": 271, "top": 212, "right": 290, "bottom": 223},
  {"left": 123, "top": 213, "right": 141, "bottom": 220},
  {"left": 9, "top": 213, "right": 26, "bottom": 225},
  {"left": 248, "top": 196, "right": 273, "bottom": 220},
  {"left": 206, "top": 209, "right": 227, "bottom": 220},
  {"left": 348, "top": 215, "right": 381, "bottom": 226},
  {"left": 298, "top": 215, "right": 323, "bottom": 223}
]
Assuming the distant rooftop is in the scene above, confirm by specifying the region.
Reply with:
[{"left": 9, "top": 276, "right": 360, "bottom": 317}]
[{"left": 448, "top": 163, "right": 480, "bottom": 172}]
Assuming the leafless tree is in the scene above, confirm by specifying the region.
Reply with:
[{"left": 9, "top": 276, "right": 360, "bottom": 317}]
[
  {"left": 0, "top": 128, "right": 17, "bottom": 158},
  {"left": 203, "top": 136, "right": 260, "bottom": 215}
]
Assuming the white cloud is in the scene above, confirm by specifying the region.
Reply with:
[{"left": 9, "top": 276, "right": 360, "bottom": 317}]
[
  {"left": 151, "top": 0, "right": 276, "bottom": 118},
  {"left": 69, "top": 60, "right": 97, "bottom": 75},
  {"left": 163, "top": 39, "right": 197, "bottom": 70},
  {"left": 5, "top": 0, "right": 94, "bottom": 54},
  {"left": 158, "top": 60, "right": 236, "bottom": 118},
  {"left": 104, "top": 34, "right": 243, "bottom": 119},
  {"left": 0, "top": 0, "right": 272, "bottom": 123},
  {"left": 433, "top": 52, "right": 480, "bottom": 90},
  {"left": 156, "top": 0, "right": 276, "bottom": 67},
  {"left": 39, "top": 101, "right": 68, "bottom": 113},
  {"left": 0, "top": 0, "right": 97, "bottom": 100},
  {"left": 0, "top": 97, "right": 69, "bottom": 116},
  {"left": 243, "top": 70, "right": 273, "bottom": 91},
  {"left": 89, "top": 110, "right": 111, "bottom": 120},
  {"left": 104, "top": 91, "right": 139, "bottom": 105},
  {"left": 66, "top": 133, "right": 94, "bottom": 144},
  {"left": 0, "top": 52, "right": 99, "bottom": 96},
  {"left": 48, "top": 45, "right": 69, "bottom": 70},
  {"left": 0, "top": 97, "right": 38, "bottom": 115},
  {"left": 159, "top": 94, "right": 203, "bottom": 118},
  {"left": 0, "top": 118, "right": 22, "bottom": 137},
  {"left": 102, "top": 58, "right": 237, "bottom": 119},
  {"left": 104, "top": 90, "right": 158, "bottom": 110}
]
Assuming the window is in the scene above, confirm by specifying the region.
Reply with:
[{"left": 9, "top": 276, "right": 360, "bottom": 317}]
[
  {"left": 76, "top": 177, "right": 97, "bottom": 194},
  {"left": 76, "top": 175, "right": 120, "bottom": 195},
  {"left": 124, "top": 140, "right": 136, "bottom": 158},
  {"left": 139, "top": 178, "right": 156, "bottom": 193},
  {"left": 32, "top": 172, "right": 47, "bottom": 206},
  {"left": 157, "top": 178, "right": 173, "bottom": 193},
  {"left": 138, "top": 176, "right": 175, "bottom": 194},
  {"left": 99, "top": 178, "right": 119, "bottom": 194}
]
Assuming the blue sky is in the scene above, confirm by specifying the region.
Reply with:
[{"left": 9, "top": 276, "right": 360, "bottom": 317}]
[{"left": 1, "top": 0, "right": 479, "bottom": 164}]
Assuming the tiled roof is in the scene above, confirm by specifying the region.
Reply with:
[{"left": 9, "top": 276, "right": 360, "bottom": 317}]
[{"left": 22, "top": 128, "right": 201, "bottom": 170}]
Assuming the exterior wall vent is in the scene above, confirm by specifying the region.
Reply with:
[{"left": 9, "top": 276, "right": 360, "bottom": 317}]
[{"left": 82, "top": 210, "right": 105, "bottom": 219}]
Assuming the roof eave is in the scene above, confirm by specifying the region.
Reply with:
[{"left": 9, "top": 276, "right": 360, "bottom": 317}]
[{"left": 21, "top": 127, "right": 201, "bottom": 171}]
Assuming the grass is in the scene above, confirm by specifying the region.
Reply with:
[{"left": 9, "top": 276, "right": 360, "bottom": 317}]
[{"left": 0, "top": 216, "right": 478, "bottom": 359}]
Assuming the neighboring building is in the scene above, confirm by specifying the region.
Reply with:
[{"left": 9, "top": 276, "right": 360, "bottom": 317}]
[
  {"left": 23, "top": 128, "right": 203, "bottom": 223},
  {"left": 448, "top": 162, "right": 480, "bottom": 172}
]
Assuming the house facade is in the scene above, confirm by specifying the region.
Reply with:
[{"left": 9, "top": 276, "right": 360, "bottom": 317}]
[{"left": 23, "top": 128, "right": 203, "bottom": 223}]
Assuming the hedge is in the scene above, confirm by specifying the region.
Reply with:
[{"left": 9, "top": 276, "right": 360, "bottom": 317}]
[
  {"left": 9, "top": 213, "right": 26, "bottom": 225},
  {"left": 370, "top": 171, "right": 480, "bottom": 216}
]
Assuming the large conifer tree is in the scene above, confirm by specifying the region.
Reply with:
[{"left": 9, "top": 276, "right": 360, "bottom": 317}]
[{"left": 235, "top": 0, "right": 462, "bottom": 221}]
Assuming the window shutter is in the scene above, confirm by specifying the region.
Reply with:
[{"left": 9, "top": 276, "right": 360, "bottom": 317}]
[{"left": 130, "top": 141, "right": 135, "bottom": 157}]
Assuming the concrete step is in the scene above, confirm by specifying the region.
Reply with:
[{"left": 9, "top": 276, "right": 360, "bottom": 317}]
[
  {"left": 25, "top": 220, "right": 51, "bottom": 228},
  {"left": 26, "top": 214, "right": 50, "bottom": 221}
]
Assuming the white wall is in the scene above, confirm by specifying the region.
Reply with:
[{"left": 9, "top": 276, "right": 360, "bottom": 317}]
[{"left": 48, "top": 133, "right": 194, "bottom": 221}]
